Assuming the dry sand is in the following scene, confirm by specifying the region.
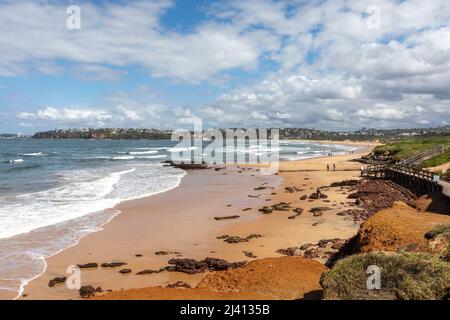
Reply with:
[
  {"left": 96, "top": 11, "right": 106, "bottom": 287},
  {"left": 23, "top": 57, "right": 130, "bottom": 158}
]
[{"left": 21, "top": 142, "right": 376, "bottom": 300}]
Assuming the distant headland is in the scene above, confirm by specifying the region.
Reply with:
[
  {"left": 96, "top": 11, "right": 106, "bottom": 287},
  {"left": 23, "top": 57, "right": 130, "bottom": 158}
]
[{"left": 26, "top": 125, "right": 450, "bottom": 140}]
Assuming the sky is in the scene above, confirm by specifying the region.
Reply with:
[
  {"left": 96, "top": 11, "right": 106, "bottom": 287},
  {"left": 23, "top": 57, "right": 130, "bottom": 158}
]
[{"left": 0, "top": 0, "right": 449, "bottom": 134}]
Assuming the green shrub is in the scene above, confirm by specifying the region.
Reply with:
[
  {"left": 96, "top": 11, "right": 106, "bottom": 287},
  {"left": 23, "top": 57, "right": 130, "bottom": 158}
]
[
  {"left": 320, "top": 252, "right": 450, "bottom": 300},
  {"left": 373, "top": 136, "right": 450, "bottom": 161},
  {"left": 419, "top": 150, "right": 450, "bottom": 168}
]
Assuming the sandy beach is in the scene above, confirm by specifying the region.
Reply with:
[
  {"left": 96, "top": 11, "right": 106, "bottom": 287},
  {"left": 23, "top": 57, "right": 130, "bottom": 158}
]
[{"left": 20, "top": 142, "right": 377, "bottom": 300}]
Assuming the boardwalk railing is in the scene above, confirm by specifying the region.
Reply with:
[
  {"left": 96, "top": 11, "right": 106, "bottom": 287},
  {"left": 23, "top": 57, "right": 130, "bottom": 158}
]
[{"left": 362, "top": 163, "right": 442, "bottom": 194}]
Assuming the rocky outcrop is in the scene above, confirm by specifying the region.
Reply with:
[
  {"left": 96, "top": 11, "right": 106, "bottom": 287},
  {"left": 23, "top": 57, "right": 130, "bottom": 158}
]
[
  {"left": 79, "top": 285, "right": 102, "bottom": 298},
  {"left": 220, "top": 234, "right": 263, "bottom": 244},
  {"left": 101, "top": 261, "right": 127, "bottom": 268},
  {"left": 48, "top": 277, "right": 66, "bottom": 287},
  {"left": 277, "top": 239, "right": 345, "bottom": 262},
  {"left": 309, "top": 190, "right": 328, "bottom": 199},
  {"left": 346, "top": 202, "right": 450, "bottom": 254},
  {"left": 77, "top": 263, "right": 98, "bottom": 269},
  {"left": 163, "top": 257, "right": 247, "bottom": 274}
]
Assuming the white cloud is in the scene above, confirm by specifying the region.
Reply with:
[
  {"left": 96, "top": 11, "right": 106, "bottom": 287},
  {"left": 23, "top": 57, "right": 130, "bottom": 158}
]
[
  {"left": 0, "top": 0, "right": 277, "bottom": 82},
  {"left": 8, "top": 0, "right": 450, "bottom": 130},
  {"left": 17, "top": 112, "right": 37, "bottom": 120},
  {"left": 35, "top": 107, "right": 112, "bottom": 122}
]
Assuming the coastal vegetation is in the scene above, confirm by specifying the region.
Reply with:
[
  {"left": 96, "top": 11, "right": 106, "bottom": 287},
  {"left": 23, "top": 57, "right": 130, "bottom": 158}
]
[
  {"left": 371, "top": 136, "right": 450, "bottom": 168},
  {"left": 321, "top": 252, "right": 450, "bottom": 300},
  {"left": 419, "top": 149, "right": 450, "bottom": 168},
  {"left": 373, "top": 136, "right": 450, "bottom": 160}
]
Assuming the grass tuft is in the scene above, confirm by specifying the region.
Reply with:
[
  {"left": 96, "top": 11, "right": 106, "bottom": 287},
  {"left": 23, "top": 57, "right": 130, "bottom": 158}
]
[{"left": 320, "top": 252, "right": 450, "bottom": 300}]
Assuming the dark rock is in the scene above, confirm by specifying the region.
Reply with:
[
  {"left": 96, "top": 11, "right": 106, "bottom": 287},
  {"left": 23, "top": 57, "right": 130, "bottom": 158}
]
[
  {"left": 243, "top": 251, "right": 257, "bottom": 258},
  {"left": 216, "top": 235, "right": 230, "bottom": 239},
  {"left": 284, "top": 186, "right": 304, "bottom": 193},
  {"left": 101, "top": 262, "right": 127, "bottom": 268},
  {"left": 303, "top": 248, "right": 321, "bottom": 259},
  {"left": 293, "top": 207, "right": 304, "bottom": 214},
  {"left": 258, "top": 206, "right": 273, "bottom": 214},
  {"left": 272, "top": 202, "right": 291, "bottom": 211},
  {"left": 119, "top": 269, "right": 132, "bottom": 274},
  {"left": 344, "top": 180, "right": 417, "bottom": 222},
  {"left": 299, "top": 243, "right": 313, "bottom": 250},
  {"left": 288, "top": 213, "right": 301, "bottom": 219},
  {"left": 223, "top": 236, "right": 248, "bottom": 243},
  {"left": 214, "top": 215, "right": 240, "bottom": 220},
  {"left": 155, "top": 251, "right": 181, "bottom": 256},
  {"left": 48, "top": 277, "right": 66, "bottom": 287},
  {"left": 79, "top": 285, "right": 96, "bottom": 299},
  {"left": 309, "top": 189, "right": 328, "bottom": 199},
  {"left": 166, "top": 281, "right": 191, "bottom": 289},
  {"left": 164, "top": 257, "right": 246, "bottom": 274},
  {"left": 276, "top": 247, "right": 298, "bottom": 256},
  {"left": 135, "top": 254, "right": 143, "bottom": 257},
  {"left": 77, "top": 263, "right": 98, "bottom": 269},
  {"left": 330, "top": 180, "right": 359, "bottom": 187},
  {"left": 246, "top": 234, "right": 263, "bottom": 240},
  {"left": 299, "top": 195, "right": 308, "bottom": 200},
  {"left": 254, "top": 186, "right": 267, "bottom": 190},
  {"left": 313, "top": 211, "right": 323, "bottom": 217},
  {"left": 136, "top": 269, "right": 160, "bottom": 275}
]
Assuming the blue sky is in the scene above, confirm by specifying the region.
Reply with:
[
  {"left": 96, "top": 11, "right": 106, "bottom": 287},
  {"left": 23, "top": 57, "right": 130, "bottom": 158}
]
[{"left": 0, "top": 0, "right": 449, "bottom": 133}]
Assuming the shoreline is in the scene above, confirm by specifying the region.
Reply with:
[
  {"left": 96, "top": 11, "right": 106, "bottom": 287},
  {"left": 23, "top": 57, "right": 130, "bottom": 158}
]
[{"left": 14, "top": 141, "right": 373, "bottom": 300}]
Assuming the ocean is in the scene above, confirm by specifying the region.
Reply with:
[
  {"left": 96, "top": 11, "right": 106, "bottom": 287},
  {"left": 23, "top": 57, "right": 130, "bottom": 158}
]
[{"left": 0, "top": 138, "right": 356, "bottom": 298}]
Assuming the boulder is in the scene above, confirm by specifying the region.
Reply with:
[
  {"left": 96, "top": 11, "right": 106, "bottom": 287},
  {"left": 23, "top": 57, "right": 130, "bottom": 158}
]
[
  {"left": 79, "top": 285, "right": 96, "bottom": 299},
  {"left": 77, "top": 263, "right": 98, "bottom": 269},
  {"left": 101, "top": 262, "right": 127, "bottom": 268},
  {"left": 48, "top": 277, "right": 66, "bottom": 287}
]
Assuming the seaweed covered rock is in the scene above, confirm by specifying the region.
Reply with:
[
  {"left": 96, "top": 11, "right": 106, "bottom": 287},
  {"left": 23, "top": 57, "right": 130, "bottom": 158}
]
[{"left": 320, "top": 252, "right": 450, "bottom": 300}]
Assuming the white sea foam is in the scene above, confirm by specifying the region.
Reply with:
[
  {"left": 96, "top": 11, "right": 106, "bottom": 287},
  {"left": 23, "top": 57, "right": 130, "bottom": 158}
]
[
  {"left": 135, "top": 155, "right": 167, "bottom": 159},
  {"left": 7, "top": 159, "right": 24, "bottom": 163},
  {"left": 112, "top": 156, "right": 135, "bottom": 160},
  {"left": 128, "top": 150, "right": 158, "bottom": 155},
  {"left": 18, "top": 152, "right": 46, "bottom": 156},
  {"left": 0, "top": 168, "right": 134, "bottom": 239},
  {"left": 0, "top": 164, "right": 185, "bottom": 240},
  {"left": 168, "top": 146, "right": 198, "bottom": 152}
]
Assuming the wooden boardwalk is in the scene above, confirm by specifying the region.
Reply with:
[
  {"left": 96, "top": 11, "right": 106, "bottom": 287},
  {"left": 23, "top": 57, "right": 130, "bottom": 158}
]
[{"left": 362, "top": 163, "right": 449, "bottom": 196}]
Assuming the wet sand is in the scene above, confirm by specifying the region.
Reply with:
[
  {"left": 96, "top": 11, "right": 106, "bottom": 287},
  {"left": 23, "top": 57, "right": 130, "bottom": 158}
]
[{"left": 21, "top": 142, "right": 376, "bottom": 300}]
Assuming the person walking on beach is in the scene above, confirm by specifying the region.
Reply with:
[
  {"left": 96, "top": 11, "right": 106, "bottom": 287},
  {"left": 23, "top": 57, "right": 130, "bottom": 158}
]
[
  {"left": 333, "top": 164, "right": 336, "bottom": 171},
  {"left": 327, "top": 164, "right": 330, "bottom": 171}
]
